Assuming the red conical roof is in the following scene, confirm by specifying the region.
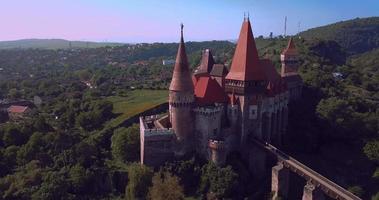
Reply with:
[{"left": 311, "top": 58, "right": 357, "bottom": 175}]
[
  {"left": 195, "top": 49, "right": 215, "bottom": 75},
  {"left": 282, "top": 37, "right": 297, "bottom": 55},
  {"left": 226, "top": 18, "right": 266, "bottom": 81},
  {"left": 169, "top": 24, "right": 194, "bottom": 92}
]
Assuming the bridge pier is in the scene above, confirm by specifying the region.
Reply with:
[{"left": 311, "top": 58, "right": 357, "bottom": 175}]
[
  {"left": 248, "top": 145, "right": 267, "bottom": 180},
  {"left": 302, "top": 182, "right": 325, "bottom": 200},
  {"left": 271, "top": 162, "right": 289, "bottom": 199}
]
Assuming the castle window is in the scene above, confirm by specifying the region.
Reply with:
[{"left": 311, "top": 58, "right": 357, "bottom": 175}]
[{"left": 249, "top": 105, "right": 258, "bottom": 119}]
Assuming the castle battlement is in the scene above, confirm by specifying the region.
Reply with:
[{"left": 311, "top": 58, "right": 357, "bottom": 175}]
[
  {"left": 208, "top": 139, "right": 225, "bottom": 150},
  {"left": 194, "top": 105, "right": 223, "bottom": 116},
  {"left": 144, "top": 128, "right": 174, "bottom": 137}
]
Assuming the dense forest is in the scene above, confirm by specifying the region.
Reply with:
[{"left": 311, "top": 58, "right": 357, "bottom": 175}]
[{"left": 0, "top": 17, "right": 378, "bottom": 199}]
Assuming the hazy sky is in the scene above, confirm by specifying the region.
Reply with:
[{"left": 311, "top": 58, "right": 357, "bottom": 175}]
[{"left": 1, "top": 0, "right": 378, "bottom": 43}]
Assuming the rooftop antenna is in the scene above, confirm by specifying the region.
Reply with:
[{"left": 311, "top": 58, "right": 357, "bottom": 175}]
[
  {"left": 284, "top": 16, "right": 287, "bottom": 37},
  {"left": 297, "top": 21, "right": 301, "bottom": 34}
]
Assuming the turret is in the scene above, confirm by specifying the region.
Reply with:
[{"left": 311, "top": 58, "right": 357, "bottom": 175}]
[
  {"left": 208, "top": 140, "right": 226, "bottom": 166},
  {"left": 281, "top": 38, "right": 299, "bottom": 77},
  {"left": 280, "top": 38, "right": 303, "bottom": 101},
  {"left": 169, "top": 24, "right": 195, "bottom": 155},
  {"left": 225, "top": 17, "right": 267, "bottom": 95}
]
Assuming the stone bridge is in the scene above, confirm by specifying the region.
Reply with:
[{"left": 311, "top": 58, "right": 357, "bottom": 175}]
[{"left": 251, "top": 139, "right": 361, "bottom": 200}]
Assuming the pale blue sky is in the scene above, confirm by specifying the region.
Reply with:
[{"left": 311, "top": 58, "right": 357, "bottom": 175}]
[{"left": 0, "top": 0, "right": 378, "bottom": 42}]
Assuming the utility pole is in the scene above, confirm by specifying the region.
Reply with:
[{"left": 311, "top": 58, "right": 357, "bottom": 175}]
[
  {"left": 298, "top": 21, "right": 301, "bottom": 34},
  {"left": 284, "top": 16, "right": 287, "bottom": 37}
]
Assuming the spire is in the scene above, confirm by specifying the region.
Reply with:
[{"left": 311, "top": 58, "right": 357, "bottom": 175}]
[
  {"left": 169, "top": 24, "right": 194, "bottom": 92},
  {"left": 195, "top": 49, "right": 215, "bottom": 75},
  {"left": 282, "top": 37, "right": 297, "bottom": 55},
  {"left": 225, "top": 18, "right": 265, "bottom": 81}
]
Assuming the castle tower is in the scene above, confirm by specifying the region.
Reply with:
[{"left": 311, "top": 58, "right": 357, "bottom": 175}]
[
  {"left": 225, "top": 17, "right": 267, "bottom": 143},
  {"left": 169, "top": 24, "right": 195, "bottom": 155},
  {"left": 208, "top": 140, "right": 226, "bottom": 166},
  {"left": 194, "top": 49, "right": 215, "bottom": 77},
  {"left": 281, "top": 38, "right": 299, "bottom": 77},
  {"left": 281, "top": 38, "right": 302, "bottom": 101}
]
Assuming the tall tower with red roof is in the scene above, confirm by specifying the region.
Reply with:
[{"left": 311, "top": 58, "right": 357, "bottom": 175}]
[
  {"left": 281, "top": 38, "right": 299, "bottom": 76},
  {"left": 225, "top": 17, "right": 267, "bottom": 143},
  {"left": 281, "top": 38, "right": 302, "bottom": 101},
  {"left": 169, "top": 24, "right": 195, "bottom": 155}
]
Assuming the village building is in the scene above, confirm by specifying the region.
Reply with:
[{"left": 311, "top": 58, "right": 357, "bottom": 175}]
[{"left": 7, "top": 105, "right": 31, "bottom": 121}]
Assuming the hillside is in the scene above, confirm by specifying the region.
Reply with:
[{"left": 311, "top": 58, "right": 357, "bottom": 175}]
[
  {"left": 0, "top": 39, "right": 125, "bottom": 49},
  {"left": 299, "top": 17, "right": 379, "bottom": 54}
]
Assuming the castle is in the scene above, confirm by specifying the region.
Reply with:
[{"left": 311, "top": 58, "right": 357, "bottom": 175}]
[{"left": 139, "top": 18, "right": 302, "bottom": 167}]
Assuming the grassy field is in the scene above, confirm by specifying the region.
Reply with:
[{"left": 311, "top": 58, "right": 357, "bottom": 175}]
[{"left": 105, "top": 89, "right": 168, "bottom": 128}]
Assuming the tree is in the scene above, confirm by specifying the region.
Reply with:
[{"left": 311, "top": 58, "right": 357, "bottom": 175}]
[
  {"left": 8, "top": 88, "right": 21, "bottom": 99},
  {"left": 1, "top": 123, "right": 28, "bottom": 147},
  {"left": 372, "top": 192, "right": 379, "bottom": 200},
  {"left": 68, "top": 164, "right": 93, "bottom": 194},
  {"left": 148, "top": 171, "right": 184, "bottom": 200},
  {"left": 348, "top": 185, "right": 364, "bottom": 197},
  {"left": 111, "top": 124, "right": 140, "bottom": 162},
  {"left": 32, "top": 170, "right": 72, "bottom": 200},
  {"left": 74, "top": 142, "right": 97, "bottom": 168},
  {"left": 163, "top": 157, "right": 202, "bottom": 195},
  {"left": 200, "top": 163, "right": 238, "bottom": 199},
  {"left": 17, "top": 132, "right": 44, "bottom": 165},
  {"left": 125, "top": 163, "right": 153, "bottom": 200},
  {"left": 364, "top": 140, "right": 379, "bottom": 163}
]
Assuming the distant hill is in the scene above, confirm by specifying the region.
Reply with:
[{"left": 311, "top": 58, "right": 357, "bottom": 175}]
[
  {"left": 0, "top": 39, "right": 125, "bottom": 49},
  {"left": 299, "top": 17, "right": 379, "bottom": 55}
]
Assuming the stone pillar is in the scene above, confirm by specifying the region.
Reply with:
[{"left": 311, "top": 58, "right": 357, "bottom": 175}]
[
  {"left": 271, "top": 112, "right": 277, "bottom": 143},
  {"left": 271, "top": 163, "right": 289, "bottom": 199},
  {"left": 277, "top": 109, "right": 282, "bottom": 145},
  {"left": 262, "top": 113, "right": 272, "bottom": 142},
  {"left": 302, "top": 182, "right": 325, "bottom": 200},
  {"left": 249, "top": 145, "right": 267, "bottom": 180}
]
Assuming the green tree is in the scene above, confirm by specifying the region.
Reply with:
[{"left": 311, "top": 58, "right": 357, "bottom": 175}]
[
  {"left": 68, "top": 164, "right": 93, "bottom": 194},
  {"left": 125, "top": 163, "right": 153, "bottom": 200},
  {"left": 8, "top": 88, "right": 21, "bottom": 99},
  {"left": 148, "top": 171, "right": 184, "bottom": 200},
  {"left": 1, "top": 123, "right": 28, "bottom": 147},
  {"left": 32, "top": 170, "right": 72, "bottom": 200},
  {"left": 348, "top": 185, "right": 364, "bottom": 197},
  {"left": 200, "top": 163, "right": 238, "bottom": 199},
  {"left": 74, "top": 142, "right": 97, "bottom": 168},
  {"left": 364, "top": 140, "right": 379, "bottom": 162},
  {"left": 372, "top": 192, "right": 379, "bottom": 200},
  {"left": 17, "top": 132, "right": 45, "bottom": 165},
  {"left": 111, "top": 124, "right": 140, "bottom": 162}
]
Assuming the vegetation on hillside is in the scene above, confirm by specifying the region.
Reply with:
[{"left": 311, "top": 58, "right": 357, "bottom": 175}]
[{"left": 299, "top": 17, "right": 379, "bottom": 54}]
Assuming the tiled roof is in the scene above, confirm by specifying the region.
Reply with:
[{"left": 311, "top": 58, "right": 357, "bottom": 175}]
[
  {"left": 194, "top": 49, "right": 215, "bottom": 75},
  {"left": 282, "top": 37, "right": 298, "bottom": 55},
  {"left": 226, "top": 19, "right": 266, "bottom": 81},
  {"left": 210, "top": 64, "right": 229, "bottom": 77},
  {"left": 194, "top": 76, "right": 227, "bottom": 105},
  {"left": 8, "top": 105, "right": 29, "bottom": 113}
]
